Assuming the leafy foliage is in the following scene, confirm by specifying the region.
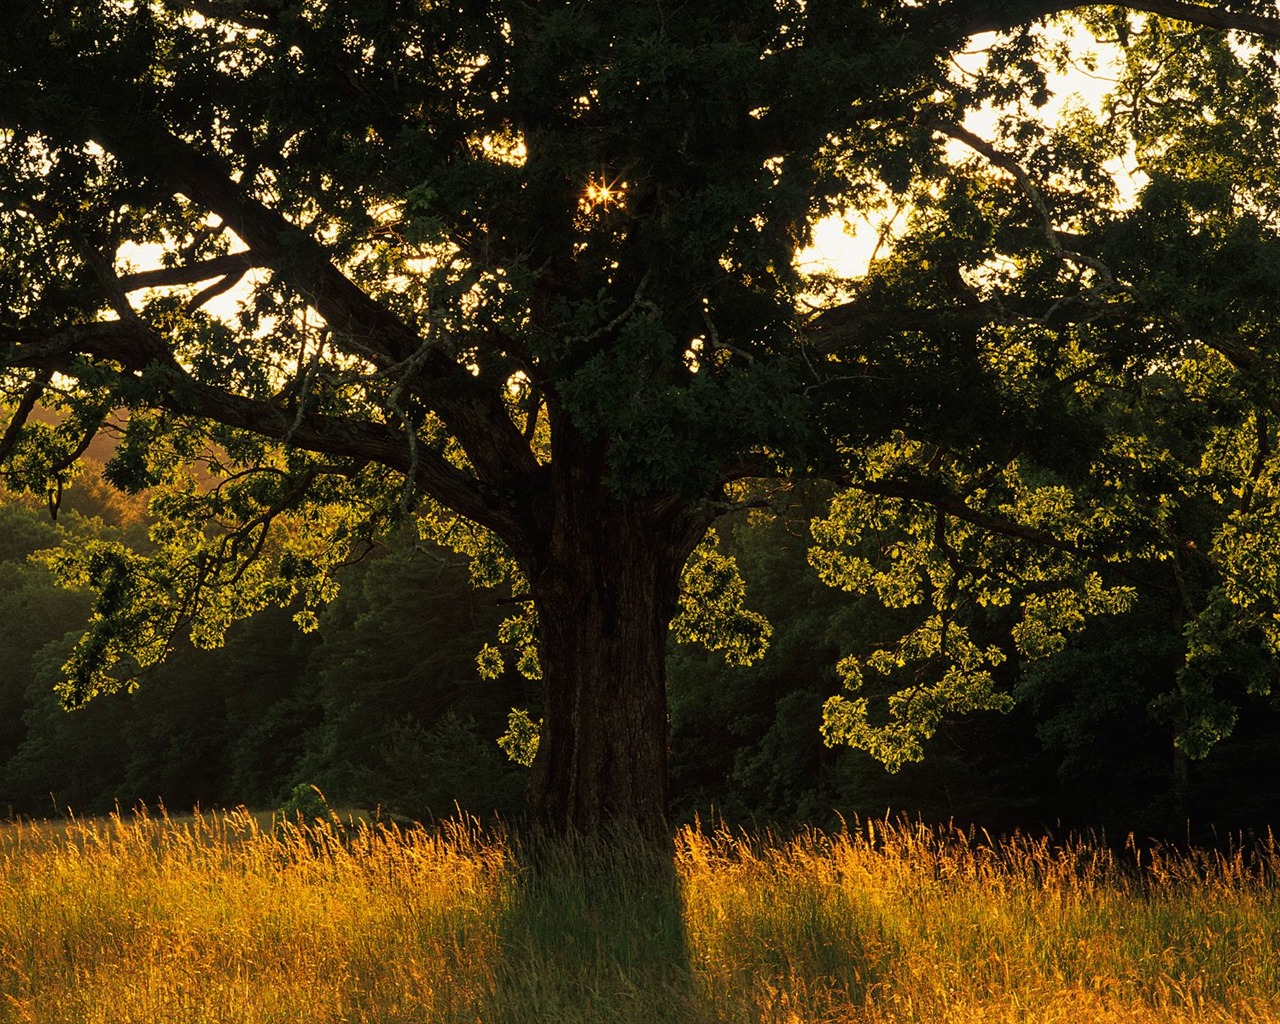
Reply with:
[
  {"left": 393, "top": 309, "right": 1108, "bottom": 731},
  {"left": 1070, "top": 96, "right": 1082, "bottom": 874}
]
[{"left": 9, "top": 3, "right": 1280, "bottom": 829}]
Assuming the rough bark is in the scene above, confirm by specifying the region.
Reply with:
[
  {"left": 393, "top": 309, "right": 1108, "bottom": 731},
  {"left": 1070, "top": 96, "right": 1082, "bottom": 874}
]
[{"left": 524, "top": 486, "right": 709, "bottom": 839}]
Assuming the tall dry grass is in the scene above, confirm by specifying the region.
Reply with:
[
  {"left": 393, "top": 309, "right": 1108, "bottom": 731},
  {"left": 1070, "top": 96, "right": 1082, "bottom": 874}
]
[
  {"left": 681, "top": 821, "right": 1280, "bottom": 1023},
  {"left": 1, "top": 808, "right": 1278, "bottom": 1023}
]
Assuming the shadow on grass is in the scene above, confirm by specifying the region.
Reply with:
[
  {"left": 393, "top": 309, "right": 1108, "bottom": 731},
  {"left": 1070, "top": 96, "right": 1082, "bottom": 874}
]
[{"left": 477, "top": 829, "right": 716, "bottom": 1024}]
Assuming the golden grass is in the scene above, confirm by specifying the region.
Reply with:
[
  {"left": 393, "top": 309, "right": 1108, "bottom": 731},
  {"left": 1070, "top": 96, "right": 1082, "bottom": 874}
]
[
  {"left": 681, "top": 822, "right": 1280, "bottom": 1023},
  {"left": 1, "top": 809, "right": 1278, "bottom": 1023}
]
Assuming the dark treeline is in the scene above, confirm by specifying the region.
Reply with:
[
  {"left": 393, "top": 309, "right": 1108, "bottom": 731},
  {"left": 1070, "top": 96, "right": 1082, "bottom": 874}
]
[{"left": 3, "top": 462, "right": 1280, "bottom": 842}]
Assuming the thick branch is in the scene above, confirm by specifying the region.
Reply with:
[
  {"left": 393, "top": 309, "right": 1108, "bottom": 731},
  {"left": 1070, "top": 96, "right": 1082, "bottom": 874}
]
[
  {"left": 109, "top": 133, "right": 423, "bottom": 370},
  {"left": 857, "top": 476, "right": 1161, "bottom": 591},
  {"left": 0, "top": 321, "right": 527, "bottom": 538},
  {"left": 862, "top": 477, "right": 1084, "bottom": 554},
  {"left": 119, "top": 253, "right": 259, "bottom": 292},
  {"left": 2, "top": 321, "right": 178, "bottom": 371},
  {"left": 0, "top": 64, "right": 546, "bottom": 494},
  {"left": 0, "top": 368, "right": 53, "bottom": 465},
  {"left": 801, "top": 283, "right": 1140, "bottom": 356},
  {"left": 186, "top": 269, "right": 251, "bottom": 313},
  {"left": 100, "top": 125, "right": 540, "bottom": 489},
  {"left": 804, "top": 304, "right": 996, "bottom": 356},
  {"left": 952, "top": 0, "right": 1280, "bottom": 39}
]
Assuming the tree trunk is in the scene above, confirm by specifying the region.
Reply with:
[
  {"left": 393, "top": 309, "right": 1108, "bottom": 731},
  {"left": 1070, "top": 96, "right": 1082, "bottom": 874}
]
[
  {"left": 1169, "top": 602, "right": 1191, "bottom": 827},
  {"left": 525, "top": 502, "right": 706, "bottom": 839}
]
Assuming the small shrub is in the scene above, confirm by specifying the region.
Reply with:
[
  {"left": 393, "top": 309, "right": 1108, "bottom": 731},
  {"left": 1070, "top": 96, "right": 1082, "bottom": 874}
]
[{"left": 275, "top": 782, "right": 332, "bottom": 825}]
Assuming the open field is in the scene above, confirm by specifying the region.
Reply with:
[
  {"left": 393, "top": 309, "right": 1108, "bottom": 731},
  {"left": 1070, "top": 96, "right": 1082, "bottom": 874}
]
[{"left": 2, "top": 809, "right": 1279, "bottom": 1023}]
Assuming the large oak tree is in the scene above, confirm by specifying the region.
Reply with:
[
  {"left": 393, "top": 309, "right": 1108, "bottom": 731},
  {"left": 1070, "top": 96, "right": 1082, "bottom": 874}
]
[{"left": 6, "top": 0, "right": 1280, "bottom": 836}]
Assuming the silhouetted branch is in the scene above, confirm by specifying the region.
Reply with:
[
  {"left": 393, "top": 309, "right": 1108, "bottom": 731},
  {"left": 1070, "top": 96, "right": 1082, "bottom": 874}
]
[
  {"left": 0, "top": 368, "right": 52, "bottom": 465},
  {"left": 952, "top": 0, "right": 1280, "bottom": 39},
  {"left": 119, "top": 253, "right": 258, "bottom": 292}
]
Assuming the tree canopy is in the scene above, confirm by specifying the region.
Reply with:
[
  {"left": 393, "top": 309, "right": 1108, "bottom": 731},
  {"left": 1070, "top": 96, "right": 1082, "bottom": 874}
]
[{"left": 7, "top": 0, "right": 1280, "bottom": 834}]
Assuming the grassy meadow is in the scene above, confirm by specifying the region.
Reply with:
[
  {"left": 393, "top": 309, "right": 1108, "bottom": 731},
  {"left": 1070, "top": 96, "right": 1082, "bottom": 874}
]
[{"left": 2, "top": 808, "right": 1278, "bottom": 1023}]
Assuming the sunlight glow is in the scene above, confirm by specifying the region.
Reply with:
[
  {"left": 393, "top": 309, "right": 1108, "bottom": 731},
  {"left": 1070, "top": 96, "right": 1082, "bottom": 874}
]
[
  {"left": 797, "top": 28, "right": 1132, "bottom": 281},
  {"left": 583, "top": 175, "right": 626, "bottom": 211}
]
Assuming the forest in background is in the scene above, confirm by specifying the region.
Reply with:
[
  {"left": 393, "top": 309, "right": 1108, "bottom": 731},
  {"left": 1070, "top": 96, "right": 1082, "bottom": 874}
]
[
  {"left": 15, "top": 0, "right": 1280, "bottom": 842},
  {"left": 4, "top": 454, "right": 1280, "bottom": 842}
]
